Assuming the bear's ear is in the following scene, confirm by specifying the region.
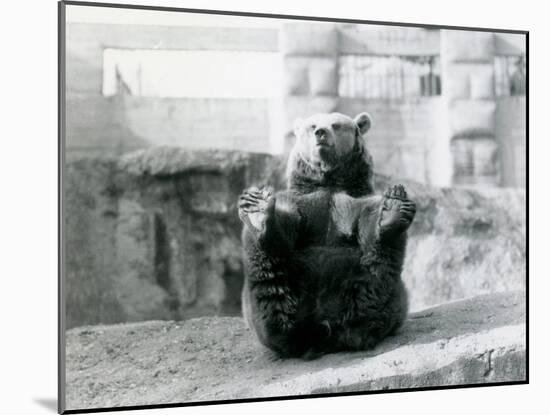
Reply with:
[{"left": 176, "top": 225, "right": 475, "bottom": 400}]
[
  {"left": 354, "top": 112, "right": 372, "bottom": 136},
  {"left": 293, "top": 117, "right": 304, "bottom": 137}
]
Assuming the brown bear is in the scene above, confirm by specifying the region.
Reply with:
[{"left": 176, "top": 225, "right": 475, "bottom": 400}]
[{"left": 238, "top": 112, "right": 415, "bottom": 358}]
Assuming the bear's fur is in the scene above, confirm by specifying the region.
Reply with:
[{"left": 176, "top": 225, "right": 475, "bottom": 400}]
[{"left": 239, "top": 112, "right": 415, "bottom": 358}]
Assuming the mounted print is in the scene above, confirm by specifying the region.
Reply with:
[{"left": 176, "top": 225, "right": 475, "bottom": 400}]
[{"left": 58, "top": 1, "right": 528, "bottom": 413}]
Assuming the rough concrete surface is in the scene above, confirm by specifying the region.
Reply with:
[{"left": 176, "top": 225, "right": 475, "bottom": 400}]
[{"left": 65, "top": 291, "right": 526, "bottom": 411}]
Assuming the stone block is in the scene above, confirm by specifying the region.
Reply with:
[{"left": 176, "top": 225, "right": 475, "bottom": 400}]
[
  {"left": 283, "top": 56, "right": 338, "bottom": 97},
  {"left": 280, "top": 22, "right": 338, "bottom": 56},
  {"left": 308, "top": 57, "right": 338, "bottom": 96},
  {"left": 442, "top": 30, "right": 495, "bottom": 63},
  {"left": 494, "top": 33, "right": 527, "bottom": 56},
  {"left": 444, "top": 64, "right": 495, "bottom": 100},
  {"left": 283, "top": 57, "right": 310, "bottom": 95},
  {"left": 445, "top": 70, "right": 471, "bottom": 100},
  {"left": 450, "top": 100, "right": 496, "bottom": 138},
  {"left": 470, "top": 65, "right": 495, "bottom": 99}
]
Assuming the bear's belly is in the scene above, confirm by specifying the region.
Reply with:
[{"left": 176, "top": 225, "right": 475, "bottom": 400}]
[{"left": 295, "top": 191, "right": 362, "bottom": 247}]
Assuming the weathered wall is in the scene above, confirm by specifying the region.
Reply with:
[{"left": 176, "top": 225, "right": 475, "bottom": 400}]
[
  {"left": 64, "top": 149, "right": 285, "bottom": 328},
  {"left": 65, "top": 23, "right": 279, "bottom": 159},
  {"left": 440, "top": 30, "right": 526, "bottom": 188},
  {"left": 64, "top": 149, "right": 525, "bottom": 328},
  {"left": 66, "top": 95, "right": 149, "bottom": 159},
  {"left": 441, "top": 30, "right": 498, "bottom": 187},
  {"left": 339, "top": 97, "right": 445, "bottom": 184},
  {"left": 495, "top": 96, "right": 527, "bottom": 188},
  {"left": 279, "top": 24, "right": 526, "bottom": 188},
  {"left": 122, "top": 97, "right": 271, "bottom": 152},
  {"left": 400, "top": 177, "right": 526, "bottom": 308}
]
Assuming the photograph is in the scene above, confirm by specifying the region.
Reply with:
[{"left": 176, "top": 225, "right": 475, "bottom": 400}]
[{"left": 59, "top": 1, "right": 527, "bottom": 413}]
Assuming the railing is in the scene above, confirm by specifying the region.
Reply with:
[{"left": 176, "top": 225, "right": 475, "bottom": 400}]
[{"left": 339, "top": 55, "right": 441, "bottom": 99}]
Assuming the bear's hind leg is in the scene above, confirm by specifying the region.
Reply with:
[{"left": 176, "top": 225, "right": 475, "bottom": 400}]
[
  {"left": 241, "top": 244, "right": 299, "bottom": 356},
  {"left": 239, "top": 188, "right": 307, "bottom": 357}
]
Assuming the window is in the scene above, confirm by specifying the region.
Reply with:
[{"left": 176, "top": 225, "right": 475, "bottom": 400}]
[
  {"left": 102, "top": 48, "right": 282, "bottom": 98},
  {"left": 494, "top": 55, "right": 526, "bottom": 97},
  {"left": 339, "top": 55, "right": 441, "bottom": 99},
  {"left": 451, "top": 137, "right": 499, "bottom": 187}
]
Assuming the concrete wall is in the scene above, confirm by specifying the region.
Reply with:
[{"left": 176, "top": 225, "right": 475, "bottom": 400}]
[
  {"left": 65, "top": 23, "right": 279, "bottom": 159},
  {"left": 496, "top": 96, "right": 527, "bottom": 188},
  {"left": 440, "top": 30, "right": 526, "bottom": 188},
  {"left": 64, "top": 149, "right": 286, "bottom": 329},
  {"left": 441, "top": 30, "right": 497, "bottom": 188},
  {"left": 339, "top": 97, "right": 445, "bottom": 184},
  {"left": 122, "top": 97, "right": 271, "bottom": 152}
]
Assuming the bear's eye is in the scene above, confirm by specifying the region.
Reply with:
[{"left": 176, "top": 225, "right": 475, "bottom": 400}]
[
  {"left": 310, "top": 124, "right": 316, "bottom": 130},
  {"left": 332, "top": 123, "right": 341, "bottom": 130}
]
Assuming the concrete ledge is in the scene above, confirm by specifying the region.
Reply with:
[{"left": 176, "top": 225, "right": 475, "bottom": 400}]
[{"left": 65, "top": 291, "right": 526, "bottom": 410}]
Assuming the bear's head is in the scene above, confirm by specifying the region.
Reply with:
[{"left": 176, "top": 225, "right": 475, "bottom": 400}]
[{"left": 287, "top": 112, "right": 375, "bottom": 196}]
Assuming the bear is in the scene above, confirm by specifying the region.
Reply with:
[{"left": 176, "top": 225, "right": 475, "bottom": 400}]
[{"left": 238, "top": 112, "right": 416, "bottom": 359}]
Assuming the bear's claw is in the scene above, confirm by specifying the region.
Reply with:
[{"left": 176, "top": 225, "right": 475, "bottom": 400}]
[
  {"left": 238, "top": 187, "right": 275, "bottom": 237},
  {"left": 384, "top": 184, "right": 408, "bottom": 200},
  {"left": 378, "top": 184, "right": 416, "bottom": 237}
]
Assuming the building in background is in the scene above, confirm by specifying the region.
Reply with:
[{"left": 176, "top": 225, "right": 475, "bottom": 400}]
[{"left": 65, "top": 18, "right": 526, "bottom": 188}]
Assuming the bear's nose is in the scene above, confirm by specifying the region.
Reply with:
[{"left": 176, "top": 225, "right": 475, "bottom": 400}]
[{"left": 314, "top": 127, "right": 329, "bottom": 144}]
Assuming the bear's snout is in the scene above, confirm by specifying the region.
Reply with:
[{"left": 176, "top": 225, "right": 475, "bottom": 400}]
[{"left": 314, "top": 127, "right": 330, "bottom": 145}]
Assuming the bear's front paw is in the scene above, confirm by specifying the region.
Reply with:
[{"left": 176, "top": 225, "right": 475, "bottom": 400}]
[
  {"left": 378, "top": 184, "right": 416, "bottom": 237},
  {"left": 238, "top": 186, "right": 275, "bottom": 238}
]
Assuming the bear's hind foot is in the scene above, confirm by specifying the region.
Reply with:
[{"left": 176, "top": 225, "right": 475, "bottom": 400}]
[
  {"left": 378, "top": 184, "right": 416, "bottom": 238},
  {"left": 238, "top": 186, "right": 275, "bottom": 239}
]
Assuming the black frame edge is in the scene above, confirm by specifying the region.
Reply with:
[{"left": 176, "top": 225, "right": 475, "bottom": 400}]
[
  {"left": 58, "top": 1, "right": 67, "bottom": 414},
  {"left": 524, "top": 31, "right": 529, "bottom": 385},
  {"left": 62, "top": 381, "right": 529, "bottom": 414}
]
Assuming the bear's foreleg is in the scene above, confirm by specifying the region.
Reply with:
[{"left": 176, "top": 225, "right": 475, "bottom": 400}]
[
  {"left": 375, "top": 184, "right": 416, "bottom": 243},
  {"left": 238, "top": 187, "right": 299, "bottom": 254},
  {"left": 239, "top": 188, "right": 304, "bottom": 356},
  {"left": 333, "top": 185, "right": 415, "bottom": 351},
  {"left": 357, "top": 184, "right": 416, "bottom": 263}
]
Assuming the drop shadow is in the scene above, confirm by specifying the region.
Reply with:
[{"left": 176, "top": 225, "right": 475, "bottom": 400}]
[{"left": 34, "top": 398, "right": 57, "bottom": 413}]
